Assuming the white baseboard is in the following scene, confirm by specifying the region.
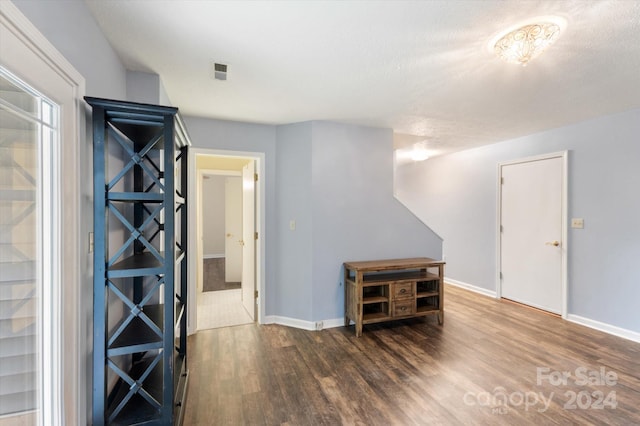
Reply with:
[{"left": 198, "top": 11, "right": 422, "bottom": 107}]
[
  {"left": 323, "top": 317, "right": 351, "bottom": 329},
  {"left": 444, "top": 278, "right": 640, "bottom": 343},
  {"left": 263, "top": 315, "right": 349, "bottom": 331},
  {"left": 445, "top": 277, "right": 497, "bottom": 298},
  {"left": 263, "top": 315, "right": 316, "bottom": 331},
  {"left": 264, "top": 310, "right": 640, "bottom": 345},
  {"left": 566, "top": 314, "right": 640, "bottom": 344},
  {"left": 203, "top": 253, "right": 224, "bottom": 259}
]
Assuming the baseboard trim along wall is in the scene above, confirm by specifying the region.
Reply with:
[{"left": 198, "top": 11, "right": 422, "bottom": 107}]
[
  {"left": 263, "top": 316, "right": 316, "bottom": 331},
  {"left": 567, "top": 314, "right": 640, "bottom": 344},
  {"left": 266, "top": 286, "right": 640, "bottom": 344},
  {"left": 263, "top": 316, "right": 349, "bottom": 331},
  {"left": 203, "top": 253, "right": 224, "bottom": 259},
  {"left": 445, "top": 278, "right": 640, "bottom": 343},
  {"left": 445, "top": 277, "right": 497, "bottom": 298},
  {"left": 323, "top": 318, "right": 351, "bottom": 329}
]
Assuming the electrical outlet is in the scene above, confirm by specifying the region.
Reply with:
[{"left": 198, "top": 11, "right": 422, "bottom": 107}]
[
  {"left": 89, "top": 232, "right": 94, "bottom": 253},
  {"left": 315, "top": 321, "right": 323, "bottom": 331},
  {"left": 571, "top": 218, "right": 584, "bottom": 229}
]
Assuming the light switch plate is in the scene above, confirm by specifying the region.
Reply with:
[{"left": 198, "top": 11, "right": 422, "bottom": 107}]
[{"left": 571, "top": 218, "right": 584, "bottom": 229}]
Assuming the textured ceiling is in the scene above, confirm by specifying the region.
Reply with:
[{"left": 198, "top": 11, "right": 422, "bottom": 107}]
[{"left": 85, "top": 0, "right": 640, "bottom": 157}]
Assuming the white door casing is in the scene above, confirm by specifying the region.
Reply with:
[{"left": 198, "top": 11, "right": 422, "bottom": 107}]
[
  {"left": 498, "top": 152, "right": 567, "bottom": 316},
  {"left": 241, "top": 160, "right": 256, "bottom": 320},
  {"left": 187, "top": 149, "right": 265, "bottom": 334}
]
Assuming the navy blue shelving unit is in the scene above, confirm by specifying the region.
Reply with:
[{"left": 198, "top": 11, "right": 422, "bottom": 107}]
[{"left": 86, "top": 97, "right": 190, "bottom": 426}]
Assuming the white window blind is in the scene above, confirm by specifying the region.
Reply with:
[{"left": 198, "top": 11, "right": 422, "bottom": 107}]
[{"left": 0, "top": 68, "right": 57, "bottom": 423}]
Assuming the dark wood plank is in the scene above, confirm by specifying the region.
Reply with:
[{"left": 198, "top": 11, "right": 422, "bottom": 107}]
[
  {"left": 344, "top": 257, "right": 444, "bottom": 271},
  {"left": 182, "top": 284, "right": 640, "bottom": 425}
]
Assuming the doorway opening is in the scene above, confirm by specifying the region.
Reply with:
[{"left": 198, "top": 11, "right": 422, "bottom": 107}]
[
  {"left": 198, "top": 169, "right": 250, "bottom": 330},
  {"left": 187, "top": 149, "right": 264, "bottom": 334}
]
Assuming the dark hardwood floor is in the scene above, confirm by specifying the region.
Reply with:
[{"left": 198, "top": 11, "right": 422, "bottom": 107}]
[{"left": 183, "top": 284, "right": 640, "bottom": 425}]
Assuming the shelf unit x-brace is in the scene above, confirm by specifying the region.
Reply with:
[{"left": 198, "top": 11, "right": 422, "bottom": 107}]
[{"left": 88, "top": 97, "right": 190, "bottom": 426}]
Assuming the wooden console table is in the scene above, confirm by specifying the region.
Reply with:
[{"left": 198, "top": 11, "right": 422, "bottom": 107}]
[{"left": 344, "top": 257, "right": 445, "bottom": 337}]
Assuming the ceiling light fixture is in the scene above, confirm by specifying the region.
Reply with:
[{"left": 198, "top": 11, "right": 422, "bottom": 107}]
[
  {"left": 491, "top": 17, "right": 566, "bottom": 66},
  {"left": 411, "top": 142, "right": 430, "bottom": 162}
]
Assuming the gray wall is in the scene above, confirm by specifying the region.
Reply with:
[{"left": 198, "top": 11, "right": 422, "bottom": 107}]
[
  {"left": 274, "top": 121, "right": 443, "bottom": 321},
  {"left": 184, "top": 118, "right": 444, "bottom": 323},
  {"left": 310, "top": 122, "right": 443, "bottom": 320},
  {"left": 395, "top": 108, "right": 640, "bottom": 333},
  {"left": 183, "top": 116, "right": 278, "bottom": 315},
  {"left": 126, "top": 70, "right": 168, "bottom": 105},
  {"left": 275, "top": 123, "right": 313, "bottom": 319},
  {"left": 13, "top": 0, "right": 126, "bottom": 99}
]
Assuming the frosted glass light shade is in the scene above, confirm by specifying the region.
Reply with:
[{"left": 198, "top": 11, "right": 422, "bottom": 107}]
[{"left": 494, "top": 21, "right": 562, "bottom": 66}]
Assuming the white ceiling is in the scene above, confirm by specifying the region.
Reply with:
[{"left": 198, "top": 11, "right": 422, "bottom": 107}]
[{"left": 85, "top": 0, "right": 640, "bottom": 156}]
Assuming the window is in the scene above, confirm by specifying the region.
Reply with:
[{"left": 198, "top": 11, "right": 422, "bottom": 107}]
[{"left": 0, "top": 67, "right": 58, "bottom": 425}]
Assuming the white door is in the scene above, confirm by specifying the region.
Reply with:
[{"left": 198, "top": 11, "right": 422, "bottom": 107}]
[
  {"left": 500, "top": 155, "right": 565, "bottom": 314},
  {"left": 241, "top": 161, "right": 256, "bottom": 320},
  {"left": 224, "top": 176, "right": 242, "bottom": 282}
]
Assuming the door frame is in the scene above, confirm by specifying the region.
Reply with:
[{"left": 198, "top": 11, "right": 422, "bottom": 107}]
[
  {"left": 496, "top": 151, "right": 568, "bottom": 319},
  {"left": 187, "top": 148, "right": 265, "bottom": 334},
  {"left": 240, "top": 160, "right": 256, "bottom": 321}
]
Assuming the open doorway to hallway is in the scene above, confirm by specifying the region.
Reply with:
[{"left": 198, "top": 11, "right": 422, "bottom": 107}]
[
  {"left": 197, "top": 171, "right": 252, "bottom": 329},
  {"left": 188, "top": 151, "right": 263, "bottom": 333}
]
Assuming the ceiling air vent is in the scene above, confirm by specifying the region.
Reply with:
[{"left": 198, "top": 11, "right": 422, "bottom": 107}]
[{"left": 211, "top": 62, "right": 228, "bottom": 81}]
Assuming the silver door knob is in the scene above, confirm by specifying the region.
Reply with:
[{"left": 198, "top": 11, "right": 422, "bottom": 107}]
[{"left": 545, "top": 240, "right": 560, "bottom": 247}]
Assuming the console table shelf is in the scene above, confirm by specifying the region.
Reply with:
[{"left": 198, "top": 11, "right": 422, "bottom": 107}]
[{"left": 344, "top": 257, "right": 445, "bottom": 337}]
